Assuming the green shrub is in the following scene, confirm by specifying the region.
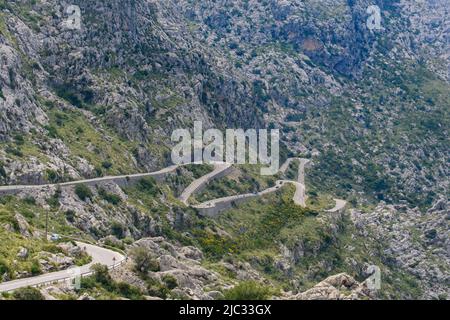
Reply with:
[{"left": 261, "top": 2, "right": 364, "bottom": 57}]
[
  {"left": 41, "top": 244, "right": 63, "bottom": 254},
  {"left": 20, "top": 209, "right": 35, "bottom": 220},
  {"left": 185, "top": 164, "right": 214, "bottom": 179},
  {"left": 122, "top": 237, "right": 134, "bottom": 245},
  {"left": 146, "top": 278, "right": 169, "bottom": 299},
  {"left": 0, "top": 162, "right": 6, "bottom": 178},
  {"left": 147, "top": 284, "right": 169, "bottom": 299},
  {"left": 54, "top": 188, "right": 62, "bottom": 206},
  {"left": 75, "top": 126, "right": 84, "bottom": 134},
  {"left": 131, "top": 247, "right": 160, "bottom": 273},
  {"left": 74, "top": 184, "right": 93, "bottom": 201},
  {"left": 54, "top": 84, "right": 83, "bottom": 108},
  {"left": 162, "top": 275, "right": 178, "bottom": 290},
  {"left": 137, "top": 177, "right": 160, "bottom": 195},
  {"left": 5, "top": 146, "right": 23, "bottom": 157},
  {"left": 90, "top": 264, "right": 113, "bottom": 288},
  {"left": 133, "top": 70, "right": 150, "bottom": 81},
  {"left": 194, "top": 230, "right": 237, "bottom": 260},
  {"left": 438, "top": 293, "right": 448, "bottom": 300},
  {"left": 80, "top": 275, "right": 97, "bottom": 290},
  {"left": 115, "top": 282, "right": 143, "bottom": 300},
  {"left": 30, "top": 260, "right": 42, "bottom": 275},
  {"left": 101, "top": 161, "right": 113, "bottom": 169},
  {"left": 223, "top": 281, "right": 272, "bottom": 300},
  {"left": 54, "top": 112, "right": 68, "bottom": 126},
  {"left": 74, "top": 254, "right": 92, "bottom": 267},
  {"left": 13, "top": 134, "right": 25, "bottom": 145},
  {"left": 0, "top": 259, "right": 10, "bottom": 275},
  {"left": 103, "top": 237, "right": 125, "bottom": 250},
  {"left": 44, "top": 125, "right": 59, "bottom": 139},
  {"left": 285, "top": 113, "right": 306, "bottom": 122},
  {"left": 45, "top": 169, "right": 59, "bottom": 183},
  {"left": 81, "top": 264, "right": 143, "bottom": 299},
  {"left": 46, "top": 192, "right": 60, "bottom": 208},
  {"left": 65, "top": 210, "right": 76, "bottom": 223},
  {"left": 111, "top": 221, "right": 125, "bottom": 239},
  {"left": 13, "top": 287, "right": 45, "bottom": 300},
  {"left": 0, "top": 0, "right": 9, "bottom": 11},
  {"left": 99, "top": 188, "right": 121, "bottom": 205},
  {"left": 23, "top": 196, "right": 36, "bottom": 205}
]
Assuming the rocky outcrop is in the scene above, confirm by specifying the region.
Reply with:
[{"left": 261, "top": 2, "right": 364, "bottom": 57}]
[
  {"left": 14, "top": 213, "right": 32, "bottom": 238},
  {"left": 0, "top": 0, "right": 264, "bottom": 184},
  {"left": 287, "top": 273, "right": 374, "bottom": 300},
  {"left": 351, "top": 199, "right": 450, "bottom": 299},
  {"left": 37, "top": 252, "right": 75, "bottom": 273},
  {"left": 112, "top": 237, "right": 223, "bottom": 300},
  {"left": 16, "top": 247, "right": 28, "bottom": 260}
]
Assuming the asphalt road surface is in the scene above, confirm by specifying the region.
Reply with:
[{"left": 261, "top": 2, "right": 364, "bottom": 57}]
[
  {"left": 179, "top": 162, "right": 232, "bottom": 205},
  {"left": 0, "top": 242, "right": 125, "bottom": 293}
]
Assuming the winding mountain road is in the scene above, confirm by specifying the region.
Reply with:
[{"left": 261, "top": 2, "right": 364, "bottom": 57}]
[
  {"left": 297, "top": 158, "right": 310, "bottom": 185},
  {"left": 0, "top": 159, "right": 307, "bottom": 206},
  {"left": 0, "top": 157, "right": 346, "bottom": 291},
  {"left": 291, "top": 181, "right": 306, "bottom": 206},
  {"left": 194, "top": 180, "right": 286, "bottom": 210},
  {"left": 193, "top": 158, "right": 311, "bottom": 215},
  {"left": 179, "top": 162, "right": 232, "bottom": 205},
  {"left": 0, "top": 165, "right": 181, "bottom": 196},
  {"left": 0, "top": 242, "right": 125, "bottom": 293},
  {"left": 279, "top": 157, "right": 297, "bottom": 174}
]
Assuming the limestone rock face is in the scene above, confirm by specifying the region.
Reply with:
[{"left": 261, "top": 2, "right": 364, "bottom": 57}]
[
  {"left": 14, "top": 214, "right": 31, "bottom": 238},
  {"left": 0, "top": 37, "right": 46, "bottom": 140},
  {"left": 350, "top": 199, "right": 450, "bottom": 299},
  {"left": 112, "top": 237, "right": 223, "bottom": 300},
  {"left": 0, "top": 0, "right": 448, "bottom": 301},
  {"left": 288, "top": 273, "right": 374, "bottom": 300},
  {"left": 179, "top": 246, "right": 204, "bottom": 261},
  {"left": 0, "top": 0, "right": 447, "bottom": 207},
  {"left": 37, "top": 252, "right": 75, "bottom": 273}
]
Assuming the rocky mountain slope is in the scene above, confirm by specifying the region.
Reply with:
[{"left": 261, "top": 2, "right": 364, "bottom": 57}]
[
  {"left": 351, "top": 198, "right": 449, "bottom": 299},
  {"left": 0, "top": 0, "right": 448, "bottom": 207},
  {"left": 0, "top": 0, "right": 448, "bottom": 300}
]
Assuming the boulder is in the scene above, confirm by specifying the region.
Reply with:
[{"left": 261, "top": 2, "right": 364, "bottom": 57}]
[
  {"left": 179, "top": 246, "right": 203, "bottom": 261},
  {"left": 14, "top": 213, "right": 31, "bottom": 237},
  {"left": 17, "top": 247, "right": 29, "bottom": 259}
]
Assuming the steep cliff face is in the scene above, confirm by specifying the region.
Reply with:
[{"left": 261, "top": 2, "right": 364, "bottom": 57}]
[
  {"left": 0, "top": 0, "right": 266, "bottom": 183},
  {"left": 0, "top": 14, "right": 47, "bottom": 140},
  {"left": 403, "top": 0, "right": 450, "bottom": 80},
  {"left": 0, "top": 0, "right": 448, "bottom": 300},
  {"left": 0, "top": 0, "right": 448, "bottom": 207},
  {"left": 175, "top": 0, "right": 406, "bottom": 76},
  {"left": 165, "top": 0, "right": 449, "bottom": 207},
  {"left": 351, "top": 199, "right": 450, "bottom": 299}
]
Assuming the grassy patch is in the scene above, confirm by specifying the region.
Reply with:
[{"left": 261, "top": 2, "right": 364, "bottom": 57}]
[{"left": 44, "top": 105, "right": 138, "bottom": 176}]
